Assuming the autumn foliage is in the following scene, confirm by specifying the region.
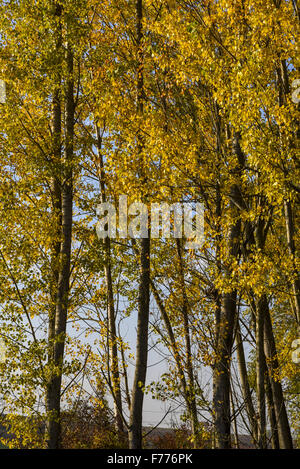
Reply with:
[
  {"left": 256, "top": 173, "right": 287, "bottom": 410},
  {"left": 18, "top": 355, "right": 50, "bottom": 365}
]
[{"left": 0, "top": 0, "right": 299, "bottom": 450}]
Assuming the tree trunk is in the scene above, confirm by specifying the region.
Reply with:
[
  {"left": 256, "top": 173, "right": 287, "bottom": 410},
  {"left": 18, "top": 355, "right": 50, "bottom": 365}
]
[
  {"left": 150, "top": 280, "right": 188, "bottom": 392},
  {"left": 128, "top": 1, "right": 151, "bottom": 449},
  {"left": 104, "top": 241, "right": 124, "bottom": 435},
  {"left": 213, "top": 291, "right": 237, "bottom": 449},
  {"left": 46, "top": 113, "right": 62, "bottom": 448},
  {"left": 254, "top": 216, "right": 267, "bottom": 448},
  {"left": 128, "top": 236, "right": 150, "bottom": 449},
  {"left": 46, "top": 1, "right": 62, "bottom": 449},
  {"left": 235, "top": 320, "right": 257, "bottom": 443},
  {"left": 46, "top": 40, "right": 74, "bottom": 449},
  {"left": 265, "top": 364, "right": 279, "bottom": 449},
  {"left": 176, "top": 239, "right": 199, "bottom": 448},
  {"left": 96, "top": 125, "right": 124, "bottom": 435},
  {"left": 249, "top": 194, "right": 293, "bottom": 449},
  {"left": 263, "top": 296, "right": 293, "bottom": 449},
  {"left": 230, "top": 385, "right": 239, "bottom": 449},
  {"left": 255, "top": 295, "right": 267, "bottom": 449},
  {"left": 213, "top": 132, "right": 242, "bottom": 449}
]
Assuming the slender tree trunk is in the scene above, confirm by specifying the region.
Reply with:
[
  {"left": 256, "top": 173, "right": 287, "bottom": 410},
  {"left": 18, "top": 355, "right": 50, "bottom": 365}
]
[
  {"left": 254, "top": 217, "right": 267, "bottom": 449},
  {"left": 250, "top": 193, "right": 292, "bottom": 449},
  {"left": 265, "top": 365, "right": 280, "bottom": 449},
  {"left": 249, "top": 289, "right": 293, "bottom": 449},
  {"left": 95, "top": 126, "right": 124, "bottom": 435},
  {"left": 213, "top": 291, "right": 237, "bottom": 449},
  {"left": 235, "top": 320, "right": 258, "bottom": 443},
  {"left": 255, "top": 295, "right": 267, "bottom": 449},
  {"left": 121, "top": 339, "right": 131, "bottom": 411},
  {"left": 128, "top": 0, "right": 151, "bottom": 449},
  {"left": 230, "top": 385, "right": 239, "bottom": 449},
  {"left": 48, "top": 80, "right": 62, "bottom": 378},
  {"left": 150, "top": 280, "right": 188, "bottom": 394},
  {"left": 129, "top": 236, "right": 150, "bottom": 449},
  {"left": 104, "top": 241, "right": 124, "bottom": 435},
  {"left": 47, "top": 128, "right": 62, "bottom": 448},
  {"left": 213, "top": 132, "right": 242, "bottom": 449},
  {"left": 46, "top": 40, "right": 74, "bottom": 449},
  {"left": 151, "top": 277, "right": 200, "bottom": 447},
  {"left": 176, "top": 239, "right": 199, "bottom": 448},
  {"left": 263, "top": 297, "right": 293, "bottom": 449},
  {"left": 46, "top": 1, "right": 62, "bottom": 449}
]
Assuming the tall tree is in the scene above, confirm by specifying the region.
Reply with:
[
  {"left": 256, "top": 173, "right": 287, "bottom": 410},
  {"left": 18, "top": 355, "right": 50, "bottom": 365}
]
[{"left": 129, "top": 0, "right": 151, "bottom": 450}]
